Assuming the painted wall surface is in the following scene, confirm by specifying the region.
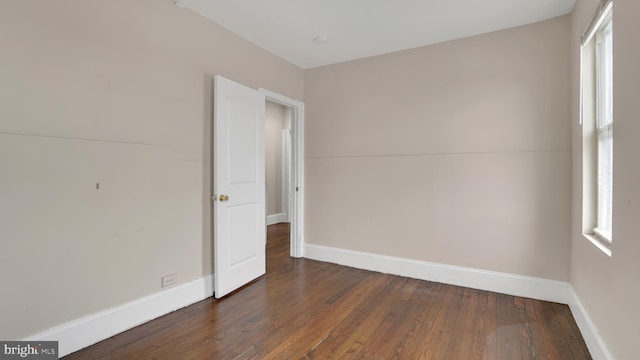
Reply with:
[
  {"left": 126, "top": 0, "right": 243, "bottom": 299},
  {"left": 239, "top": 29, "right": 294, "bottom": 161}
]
[
  {"left": 0, "top": 0, "right": 303, "bottom": 339},
  {"left": 266, "top": 101, "right": 285, "bottom": 216},
  {"left": 570, "top": 0, "right": 640, "bottom": 358},
  {"left": 304, "top": 16, "right": 572, "bottom": 281}
]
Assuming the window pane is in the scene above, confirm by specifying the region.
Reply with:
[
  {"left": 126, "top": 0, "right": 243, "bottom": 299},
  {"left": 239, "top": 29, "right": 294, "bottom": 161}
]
[
  {"left": 597, "top": 128, "right": 613, "bottom": 238},
  {"left": 597, "top": 19, "right": 613, "bottom": 128},
  {"left": 595, "top": 16, "right": 613, "bottom": 240}
]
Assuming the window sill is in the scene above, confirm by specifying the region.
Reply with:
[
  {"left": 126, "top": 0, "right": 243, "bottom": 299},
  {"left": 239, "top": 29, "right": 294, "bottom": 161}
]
[{"left": 583, "top": 232, "right": 612, "bottom": 257}]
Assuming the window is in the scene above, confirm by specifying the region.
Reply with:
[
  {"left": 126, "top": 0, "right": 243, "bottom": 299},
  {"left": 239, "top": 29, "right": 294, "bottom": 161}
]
[
  {"left": 595, "top": 17, "right": 613, "bottom": 241},
  {"left": 581, "top": 0, "right": 613, "bottom": 254}
]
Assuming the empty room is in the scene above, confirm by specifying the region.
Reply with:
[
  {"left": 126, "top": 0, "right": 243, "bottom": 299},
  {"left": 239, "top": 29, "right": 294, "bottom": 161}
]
[{"left": 1, "top": 0, "right": 638, "bottom": 359}]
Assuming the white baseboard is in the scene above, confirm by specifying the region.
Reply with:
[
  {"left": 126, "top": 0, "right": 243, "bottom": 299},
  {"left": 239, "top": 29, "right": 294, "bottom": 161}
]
[
  {"left": 568, "top": 288, "right": 614, "bottom": 360},
  {"left": 304, "top": 244, "right": 612, "bottom": 360},
  {"left": 304, "top": 244, "right": 570, "bottom": 303},
  {"left": 266, "top": 213, "right": 288, "bottom": 225},
  {"left": 21, "top": 244, "right": 613, "bottom": 360},
  {"left": 24, "top": 274, "right": 214, "bottom": 357}
]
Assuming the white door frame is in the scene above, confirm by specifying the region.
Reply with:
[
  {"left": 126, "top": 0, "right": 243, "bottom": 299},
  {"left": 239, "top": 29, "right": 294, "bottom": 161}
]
[
  {"left": 281, "top": 128, "right": 292, "bottom": 223},
  {"left": 259, "top": 89, "right": 304, "bottom": 258}
]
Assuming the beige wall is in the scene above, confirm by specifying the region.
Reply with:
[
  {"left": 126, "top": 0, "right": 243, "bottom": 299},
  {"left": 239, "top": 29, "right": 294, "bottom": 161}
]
[
  {"left": 0, "top": 0, "right": 303, "bottom": 339},
  {"left": 570, "top": 0, "right": 640, "bottom": 359},
  {"left": 265, "top": 101, "right": 285, "bottom": 216},
  {"left": 304, "top": 16, "right": 571, "bottom": 281}
]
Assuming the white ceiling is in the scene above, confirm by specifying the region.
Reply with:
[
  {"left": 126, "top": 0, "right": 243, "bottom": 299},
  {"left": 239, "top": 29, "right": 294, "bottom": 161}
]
[{"left": 178, "top": 0, "right": 575, "bottom": 69}]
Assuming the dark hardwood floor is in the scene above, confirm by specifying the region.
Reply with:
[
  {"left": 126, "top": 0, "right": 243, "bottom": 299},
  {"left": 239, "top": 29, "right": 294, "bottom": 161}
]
[{"left": 65, "top": 223, "right": 591, "bottom": 359}]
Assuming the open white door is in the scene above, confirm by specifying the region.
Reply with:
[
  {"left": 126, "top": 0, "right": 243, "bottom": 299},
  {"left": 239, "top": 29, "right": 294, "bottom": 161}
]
[{"left": 213, "top": 75, "right": 266, "bottom": 298}]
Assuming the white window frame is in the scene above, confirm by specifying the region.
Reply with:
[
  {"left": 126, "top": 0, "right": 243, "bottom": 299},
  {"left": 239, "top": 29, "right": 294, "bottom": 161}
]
[
  {"left": 580, "top": 0, "right": 613, "bottom": 255},
  {"left": 594, "top": 16, "right": 613, "bottom": 242}
]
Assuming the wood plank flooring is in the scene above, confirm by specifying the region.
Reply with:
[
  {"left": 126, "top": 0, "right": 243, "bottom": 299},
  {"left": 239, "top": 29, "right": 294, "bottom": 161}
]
[{"left": 64, "top": 223, "right": 591, "bottom": 359}]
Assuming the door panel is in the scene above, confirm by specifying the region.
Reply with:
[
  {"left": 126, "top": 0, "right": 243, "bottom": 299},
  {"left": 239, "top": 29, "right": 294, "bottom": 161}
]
[
  {"left": 214, "top": 75, "right": 266, "bottom": 298},
  {"left": 227, "top": 203, "right": 259, "bottom": 267}
]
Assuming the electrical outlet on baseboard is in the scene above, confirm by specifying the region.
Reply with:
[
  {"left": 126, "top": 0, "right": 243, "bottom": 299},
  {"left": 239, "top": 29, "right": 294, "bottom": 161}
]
[{"left": 161, "top": 273, "right": 177, "bottom": 288}]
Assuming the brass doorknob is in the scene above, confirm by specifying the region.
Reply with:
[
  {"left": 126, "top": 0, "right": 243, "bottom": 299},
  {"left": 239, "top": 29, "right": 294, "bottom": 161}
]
[{"left": 219, "top": 194, "right": 229, "bottom": 202}]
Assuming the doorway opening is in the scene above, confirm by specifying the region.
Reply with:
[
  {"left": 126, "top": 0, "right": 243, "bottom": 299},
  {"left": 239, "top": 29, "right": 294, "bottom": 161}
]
[
  {"left": 265, "top": 101, "right": 291, "bottom": 227},
  {"left": 260, "top": 89, "right": 304, "bottom": 259}
]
